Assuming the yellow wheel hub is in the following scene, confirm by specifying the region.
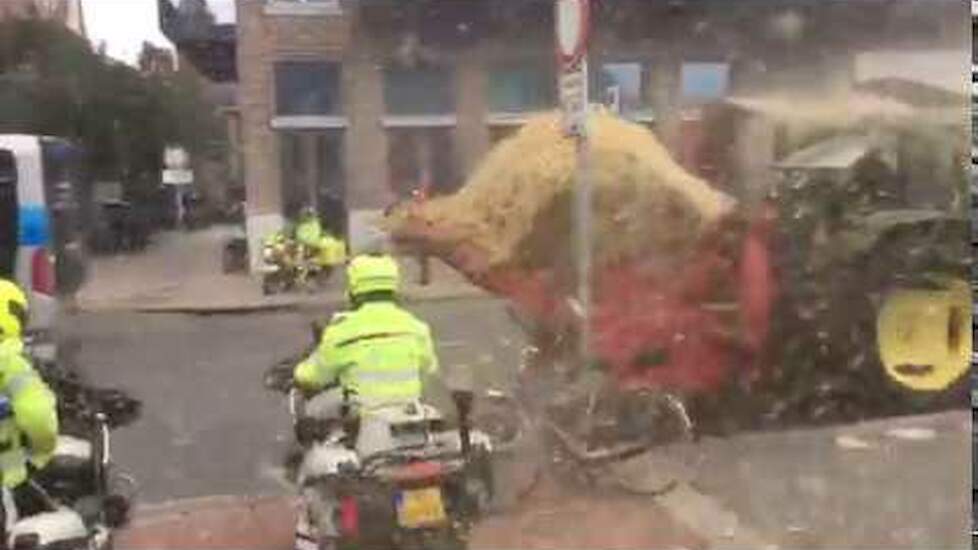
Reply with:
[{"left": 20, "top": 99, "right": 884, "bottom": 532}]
[{"left": 877, "top": 277, "right": 971, "bottom": 392}]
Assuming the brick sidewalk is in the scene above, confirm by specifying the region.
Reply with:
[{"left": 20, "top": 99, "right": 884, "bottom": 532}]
[
  {"left": 117, "top": 482, "right": 707, "bottom": 550},
  {"left": 117, "top": 495, "right": 298, "bottom": 550},
  {"left": 76, "top": 226, "right": 487, "bottom": 313}
]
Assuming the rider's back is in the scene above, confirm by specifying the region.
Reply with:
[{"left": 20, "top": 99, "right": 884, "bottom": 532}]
[{"left": 313, "top": 301, "right": 438, "bottom": 407}]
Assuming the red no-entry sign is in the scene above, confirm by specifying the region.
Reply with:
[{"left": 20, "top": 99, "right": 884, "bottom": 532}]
[
  {"left": 556, "top": 0, "right": 590, "bottom": 137},
  {"left": 555, "top": 0, "right": 590, "bottom": 68}
]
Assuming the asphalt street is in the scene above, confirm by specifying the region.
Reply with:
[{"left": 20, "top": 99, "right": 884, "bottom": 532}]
[
  {"left": 60, "top": 298, "right": 524, "bottom": 504},
  {"left": 60, "top": 299, "right": 971, "bottom": 548}
]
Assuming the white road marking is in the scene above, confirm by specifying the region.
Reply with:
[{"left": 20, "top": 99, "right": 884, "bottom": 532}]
[
  {"left": 885, "top": 427, "right": 936, "bottom": 441},
  {"left": 835, "top": 434, "right": 875, "bottom": 450},
  {"left": 659, "top": 484, "right": 778, "bottom": 550}
]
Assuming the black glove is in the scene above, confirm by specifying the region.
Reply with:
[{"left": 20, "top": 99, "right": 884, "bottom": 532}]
[{"left": 294, "top": 417, "right": 322, "bottom": 446}]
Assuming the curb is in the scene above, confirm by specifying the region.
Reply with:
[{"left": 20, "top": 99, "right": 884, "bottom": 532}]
[
  {"left": 76, "top": 288, "right": 494, "bottom": 315},
  {"left": 133, "top": 302, "right": 309, "bottom": 315}
]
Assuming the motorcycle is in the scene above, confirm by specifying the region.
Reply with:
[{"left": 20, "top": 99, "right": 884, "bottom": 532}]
[
  {"left": 264, "top": 323, "right": 495, "bottom": 550},
  {"left": 1, "top": 407, "right": 133, "bottom": 550},
  {"left": 473, "top": 306, "right": 697, "bottom": 496},
  {"left": 259, "top": 234, "right": 341, "bottom": 296},
  {"left": 13, "top": 338, "right": 140, "bottom": 549}
]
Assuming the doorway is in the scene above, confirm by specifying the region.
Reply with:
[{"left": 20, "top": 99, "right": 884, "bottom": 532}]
[{"left": 280, "top": 131, "right": 347, "bottom": 237}]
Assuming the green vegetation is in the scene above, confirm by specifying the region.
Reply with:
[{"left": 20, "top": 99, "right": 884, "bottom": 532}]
[{"left": 0, "top": 17, "right": 222, "bottom": 194}]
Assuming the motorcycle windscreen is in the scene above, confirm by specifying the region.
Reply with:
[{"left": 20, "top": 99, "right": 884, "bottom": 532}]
[{"left": 0, "top": 150, "right": 17, "bottom": 279}]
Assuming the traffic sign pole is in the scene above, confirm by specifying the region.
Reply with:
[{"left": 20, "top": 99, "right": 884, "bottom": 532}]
[{"left": 556, "top": 0, "right": 592, "bottom": 367}]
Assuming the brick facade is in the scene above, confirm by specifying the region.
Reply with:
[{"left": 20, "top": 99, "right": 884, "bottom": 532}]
[{"left": 234, "top": 0, "right": 966, "bottom": 269}]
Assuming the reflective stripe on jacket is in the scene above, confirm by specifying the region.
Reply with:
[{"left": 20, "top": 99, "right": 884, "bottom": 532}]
[{"left": 294, "top": 302, "right": 438, "bottom": 408}]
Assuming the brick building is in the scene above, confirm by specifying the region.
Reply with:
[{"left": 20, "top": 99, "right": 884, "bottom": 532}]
[{"left": 167, "top": 0, "right": 967, "bottom": 269}]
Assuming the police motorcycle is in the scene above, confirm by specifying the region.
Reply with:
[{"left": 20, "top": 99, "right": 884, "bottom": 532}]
[
  {"left": 0, "top": 402, "right": 130, "bottom": 549},
  {"left": 264, "top": 322, "right": 495, "bottom": 550},
  {"left": 8, "top": 336, "right": 139, "bottom": 550},
  {"left": 259, "top": 230, "right": 345, "bottom": 296}
]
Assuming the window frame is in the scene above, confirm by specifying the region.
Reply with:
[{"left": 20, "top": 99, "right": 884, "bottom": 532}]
[{"left": 264, "top": 0, "right": 343, "bottom": 16}]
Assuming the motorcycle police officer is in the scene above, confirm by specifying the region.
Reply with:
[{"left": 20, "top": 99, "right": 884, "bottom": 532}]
[
  {"left": 295, "top": 207, "right": 347, "bottom": 271},
  {"left": 294, "top": 254, "right": 437, "bottom": 405},
  {"left": 294, "top": 208, "right": 324, "bottom": 251},
  {"left": 0, "top": 280, "right": 59, "bottom": 535},
  {"left": 291, "top": 254, "right": 438, "bottom": 550}
]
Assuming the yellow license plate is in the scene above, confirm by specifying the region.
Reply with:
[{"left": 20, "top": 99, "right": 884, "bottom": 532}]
[{"left": 395, "top": 487, "right": 447, "bottom": 528}]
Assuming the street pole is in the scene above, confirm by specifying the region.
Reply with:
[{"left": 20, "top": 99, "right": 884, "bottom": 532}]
[
  {"left": 556, "top": 0, "right": 592, "bottom": 367},
  {"left": 574, "top": 60, "right": 592, "bottom": 367}
]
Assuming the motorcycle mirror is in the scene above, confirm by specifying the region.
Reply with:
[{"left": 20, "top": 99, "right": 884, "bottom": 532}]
[
  {"left": 452, "top": 389, "right": 475, "bottom": 408},
  {"left": 310, "top": 320, "right": 325, "bottom": 342},
  {"left": 451, "top": 389, "right": 475, "bottom": 418},
  {"left": 263, "top": 366, "right": 293, "bottom": 393},
  {"left": 451, "top": 389, "right": 475, "bottom": 457}
]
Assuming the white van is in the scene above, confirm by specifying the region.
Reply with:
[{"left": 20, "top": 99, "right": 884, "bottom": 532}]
[{"left": 0, "top": 135, "right": 88, "bottom": 345}]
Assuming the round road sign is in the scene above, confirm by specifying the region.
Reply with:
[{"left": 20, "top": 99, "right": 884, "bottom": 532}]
[{"left": 556, "top": 0, "right": 590, "bottom": 67}]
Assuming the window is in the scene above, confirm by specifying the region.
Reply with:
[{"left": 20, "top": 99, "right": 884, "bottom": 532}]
[
  {"left": 488, "top": 63, "right": 555, "bottom": 113},
  {"left": 594, "top": 62, "right": 646, "bottom": 114},
  {"left": 384, "top": 67, "right": 454, "bottom": 115},
  {"left": 681, "top": 62, "right": 731, "bottom": 101},
  {"left": 275, "top": 61, "right": 341, "bottom": 116}
]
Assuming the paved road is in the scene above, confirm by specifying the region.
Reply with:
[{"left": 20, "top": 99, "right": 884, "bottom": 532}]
[
  {"left": 61, "top": 298, "right": 523, "bottom": 504},
  {"left": 61, "top": 302, "right": 971, "bottom": 549},
  {"left": 689, "top": 412, "right": 970, "bottom": 548}
]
